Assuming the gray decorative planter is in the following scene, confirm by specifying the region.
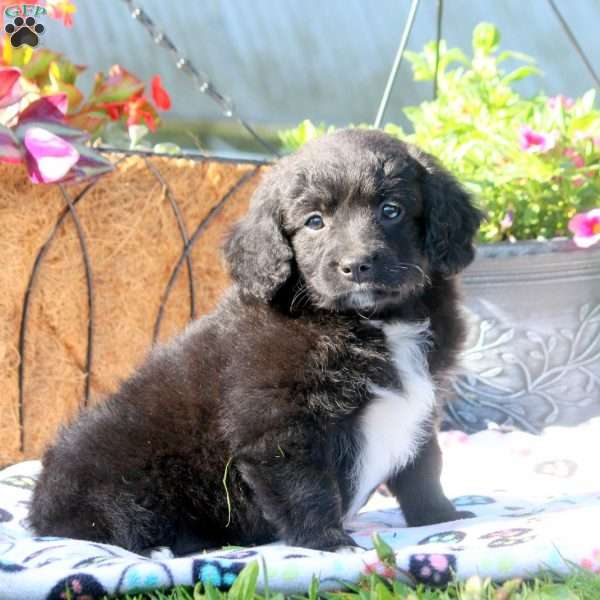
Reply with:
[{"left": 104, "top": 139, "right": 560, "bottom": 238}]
[{"left": 446, "top": 239, "right": 600, "bottom": 434}]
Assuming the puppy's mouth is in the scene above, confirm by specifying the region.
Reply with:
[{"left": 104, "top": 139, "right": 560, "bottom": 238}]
[{"left": 333, "top": 285, "right": 403, "bottom": 312}]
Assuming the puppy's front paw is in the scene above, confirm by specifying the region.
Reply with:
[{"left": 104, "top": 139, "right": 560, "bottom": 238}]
[
  {"left": 453, "top": 509, "right": 476, "bottom": 520},
  {"left": 406, "top": 507, "right": 475, "bottom": 527},
  {"left": 293, "top": 529, "right": 359, "bottom": 552}
]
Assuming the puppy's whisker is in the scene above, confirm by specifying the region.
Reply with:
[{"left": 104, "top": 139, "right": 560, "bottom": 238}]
[
  {"left": 290, "top": 283, "right": 310, "bottom": 312},
  {"left": 387, "top": 263, "right": 431, "bottom": 286}
]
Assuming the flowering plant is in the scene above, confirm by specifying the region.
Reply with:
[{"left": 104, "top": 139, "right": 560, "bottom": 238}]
[
  {"left": 0, "top": 18, "right": 172, "bottom": 183},
  {"left": 280, "top": 23, "right": 600, "bottom": 247}
]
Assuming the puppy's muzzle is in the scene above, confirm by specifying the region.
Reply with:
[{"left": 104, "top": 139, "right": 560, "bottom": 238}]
[{"left": 338, "top": 253, "right": 378, "bottom": 284}]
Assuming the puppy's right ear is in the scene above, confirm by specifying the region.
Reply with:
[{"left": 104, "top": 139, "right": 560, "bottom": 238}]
[{"left": 223, "top": 182, "right": 293, "bottom": 303}]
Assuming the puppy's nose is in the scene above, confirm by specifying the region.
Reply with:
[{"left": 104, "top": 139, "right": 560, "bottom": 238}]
[{"left": 339, "top": 256, "right": 374, "bottom": 283}]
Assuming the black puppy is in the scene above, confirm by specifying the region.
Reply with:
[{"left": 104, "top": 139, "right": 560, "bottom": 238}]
[{"left": 29, "top": 129, "right": 481, "bottom": 555}]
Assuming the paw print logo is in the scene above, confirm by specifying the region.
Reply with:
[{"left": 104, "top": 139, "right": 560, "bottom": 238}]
[
  {"left": 418, "top": 530, "right": 467, "bottom": 545},
  {"left": 479, "top": 527, "right": 536, "bottom": 548},
  {"left": 408, "top": 553, "right": 456, "bottom": 586},
  {"left": 5, "top": 16, "right": 45, "bottom": 48}
]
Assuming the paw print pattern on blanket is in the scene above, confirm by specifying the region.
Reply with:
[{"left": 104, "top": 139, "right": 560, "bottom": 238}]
[
  {"left": 47, "top": 573, "right": 107, "bottom": 600},
  {"left": 3, "top": 423, "right": 600, "bottom": 598},
  {"left": 192, "top": 559, "right": 247, "bottom": 590},
  {"left": 409, "top": 553, "right": 456, "bottom": 586},
  {"left": 418, "top": 531, "right": 466, "bottom": 545},
  {"left": 0, "top": 509, "right": 13, "bottom": 523},
  {"left": 479, "top": 528, "right": 537, "bottom": 548}
]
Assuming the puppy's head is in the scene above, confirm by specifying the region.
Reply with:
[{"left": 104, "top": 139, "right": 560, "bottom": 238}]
[{"left": 224, "top": 129, "right": 482, "bottom": 312}]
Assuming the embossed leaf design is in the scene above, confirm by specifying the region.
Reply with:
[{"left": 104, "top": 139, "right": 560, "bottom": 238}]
[
  {"left": 495, "top": 330, "right": 515, "bottom": 345},
  {"left": 526, "top": 331, "right": 543, "bottom": 345},
  {"left": 580, "top": 303, "right": 591, "bottom": 322},
  {"left": 480, "top": 367, "right": 504, "bottom": 377},
  {"left": 450, "top": 301, "right": 600, "bottom": 433},
  {"left": 501, "top": 353, "right": 518, "bottom": 364},
  {"left": 585, "top": 377, "right": 596, "bottom": 394}
]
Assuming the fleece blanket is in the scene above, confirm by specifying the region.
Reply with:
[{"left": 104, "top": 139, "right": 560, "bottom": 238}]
[{"left": 2, "top": 420, "right": 600, "bottom": 599}]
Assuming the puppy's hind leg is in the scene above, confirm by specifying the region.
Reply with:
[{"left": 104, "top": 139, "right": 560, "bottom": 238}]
[{"left": 387, "top": 434, "right": 474, "bottom": 526}]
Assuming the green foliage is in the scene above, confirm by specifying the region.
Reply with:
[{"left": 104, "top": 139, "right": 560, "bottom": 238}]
[
  {"left": 112, "top": 562, "right": 600, "bottom": 599},
  {"left": 278, "top": 23, "right": 600, "bottom": 243}
]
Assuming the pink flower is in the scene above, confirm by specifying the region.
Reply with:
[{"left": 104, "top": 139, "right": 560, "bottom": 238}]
[
  {"left": 23, "top": 127, "right": 79, "bottom": 183},
  {"left": 519, "top": 126, "right": 558, "bottom": 153},
  {"left": 548, "top": 95, "right": 574, "bottom": 110},
  {"left": 0, "top": 93, "right": 113, "bottom": 184},
  {"left": 564, "top": 147, "right": 585, "bottom": 168},
  {"left": 500, "top": 210, "right": 514, "bottom": 231},
  {"left": 569, "top": 209, "right": 600, "bottom": 248}
]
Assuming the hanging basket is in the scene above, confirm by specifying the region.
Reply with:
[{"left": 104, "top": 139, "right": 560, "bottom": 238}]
[{"left": 0, "top": 152, "right": 265, "bottom": 466}]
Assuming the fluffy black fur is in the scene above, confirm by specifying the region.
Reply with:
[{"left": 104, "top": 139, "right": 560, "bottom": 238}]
[{"left": 29, "top": 129, "right": 482, "bottom": 555}]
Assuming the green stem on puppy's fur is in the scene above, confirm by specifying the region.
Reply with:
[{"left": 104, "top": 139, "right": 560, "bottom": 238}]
[{"left": 223, "top": 456, "right": 233, "bottom": 528}]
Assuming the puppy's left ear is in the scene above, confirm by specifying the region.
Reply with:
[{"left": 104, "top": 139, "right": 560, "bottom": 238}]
[
  {"left": 223, "top": 180, "right": 293, "bottom": 303},
  {"left": 409, "top": 146, "right": 483, "bottom": 275}
]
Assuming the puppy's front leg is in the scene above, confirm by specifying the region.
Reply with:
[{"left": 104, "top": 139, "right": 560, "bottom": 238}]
[
  {"left": 387, "top": 434, "right": 474, "bottom": 526},
  {"left": 238, "top": 444, "right": 356, "bottom": 551}
]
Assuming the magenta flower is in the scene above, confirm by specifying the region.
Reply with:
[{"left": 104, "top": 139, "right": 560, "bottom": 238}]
[
  {"left": 24, "top": 127, "right": 79, "bottom": 183},
  {"left": 569, "top": 209, "right": 600, "bottom": 248},
  {"left": 519, "top": 126, "right": 558, "bottom": 153},
  {"left": 0, "top": 92, "right": 113, "bottom": 184},
  {"left": 564, "top": 147, "right": 585, "bottom": 168},
  {"left": 548, "top": 95, "right": 574, "bottom": 110},
  {"left": 500, "top": 210, "right": 514, "bottom": 231}
]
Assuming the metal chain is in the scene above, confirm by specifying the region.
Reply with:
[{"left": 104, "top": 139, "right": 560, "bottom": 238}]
[{"left": 121, "top": 0, "right": 280, "bottom": 156}]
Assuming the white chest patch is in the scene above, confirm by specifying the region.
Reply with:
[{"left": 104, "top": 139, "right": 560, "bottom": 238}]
[{"left": 345, "top": 320, "right": 436, "bottom": 520}]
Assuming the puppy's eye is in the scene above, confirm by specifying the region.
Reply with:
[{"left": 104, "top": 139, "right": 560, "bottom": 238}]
[
  {"left": 305, "top": 214, "right": 324, "bottom": 230},
  {"left": 380, "top": 203, "right": 404, "bottom": 221}
]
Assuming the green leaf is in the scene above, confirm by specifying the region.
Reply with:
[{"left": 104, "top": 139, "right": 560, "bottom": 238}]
[
  {"left": 229, "top": 561, "right": 259, "bottom": 600},
  {"left": 501, "top": 65, "right": 541, "bottom": 85},
  {"left": 308, "top": 575, "right": 320, "bottom": 600},
  {"left": 372, "top": 533, "right": 396, "bottom": 567},
  {"left": 202, "top": 581, "right": 223, "bottom": 600},
  {"left": 581, "top": 89, "right": 597, "bottom": 113},
  {"left": 373, "top": 581, "right": 393, "bottom": 600},
  {"left": 472, "top": 22, "right": 500, "bottom": 55},
  {"left": 153, "top": 142, "right": 182, "bottom": 155},
  {"left": 497, "top": 49, "right": 536, "bottom": 64}
]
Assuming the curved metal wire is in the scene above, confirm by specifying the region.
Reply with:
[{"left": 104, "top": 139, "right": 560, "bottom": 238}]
[
  {"left": 142, "top": 157, "right": 197, "bottom": 342},
  {"left": 58, "top": 185, "right": 95, "bottom": 408},
  {"left": 373, "top": 0, "right": 421, "bottom": 128},
  {"left": 546, "top": 0, "right": 600, "bottom": 90},
  {"left": 433, "top": 0, "right": 444, "bottom": 100},
  {"left": 17, "top": 172, "right": 113, "bottom": 452},
  {"left": 153, "top": 166, "right": 261, "bottom": 344}
]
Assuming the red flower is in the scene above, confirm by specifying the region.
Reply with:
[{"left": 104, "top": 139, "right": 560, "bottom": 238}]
[
  {"left": 151, "top": 75, "right": 171, "bottom": 111},
  {"left": 124, "top": 96, "right": 156, "bottom": 131},
  {"left": 99, "top": 101, "right": 125, "bottom": 121}
]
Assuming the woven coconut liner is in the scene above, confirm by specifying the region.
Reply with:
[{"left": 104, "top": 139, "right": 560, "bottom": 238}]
[{"left": 0, "top": 155, "right": 265, "bottom": 466}]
